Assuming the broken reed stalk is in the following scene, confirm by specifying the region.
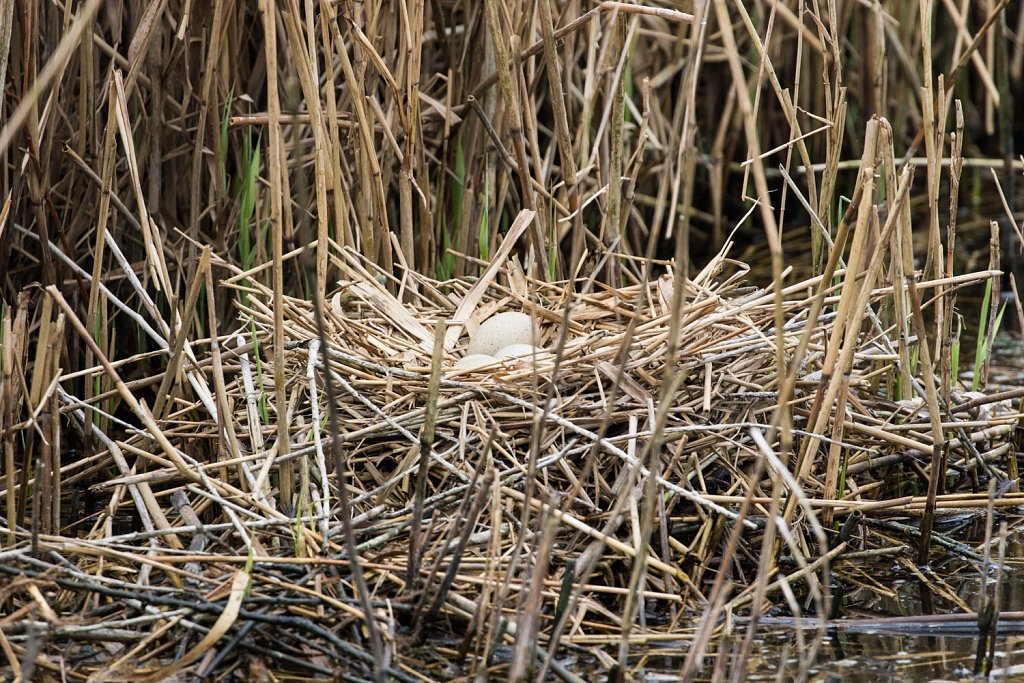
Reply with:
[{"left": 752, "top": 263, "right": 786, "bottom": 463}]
[
  {"left": 152, "top": 249, "right": 212, "bottom": 421},
  {"left": 279, "top": 1, "right": 332, "bottom": 293},
  {"left": 982, "top": 220, "right": 1003, "bottom": 387},
  {"left": 409, "top": 320, "right": 446, "bottom": 588},
  {"left": 416, "top": 429, "right": 495, "bottom": 628},
  {"left": 27, "top": 297, "right": 61, "bottom": 535},
  {"left": 85, "top": 78, "right": 118, "bottom": 432},
  {"left": 823, "top": 159, "right": 917, "bottom": 519},
  {"left": 615, "top": 375, "right": 677, "bottom": 673},
  {"left": 713, "top": 0, "right": 789, "bottom": 475},
  {"left": 906, "top": 274, "right": 946, "bottom": 565},
  {"left": 205, "top": 255, "right": 246, "bottom": 494},
  {"left": 940, "top": 101, "right": 965, "bottom": 405}
]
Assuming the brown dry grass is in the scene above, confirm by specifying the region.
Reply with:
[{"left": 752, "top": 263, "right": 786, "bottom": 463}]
[{"left": 2, "top": 1, "right": 1024, "bottom": 681}]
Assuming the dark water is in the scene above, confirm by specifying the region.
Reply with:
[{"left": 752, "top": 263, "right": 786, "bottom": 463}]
[
  {"left": 663, "top": 628, "right": 1024, "bottom": 681},
  {"left": 634, "top": 334, "right": 1024, "bottom": 682},
  {"left": 631, "top": 562, "right": 1024, "bottom": 681}
]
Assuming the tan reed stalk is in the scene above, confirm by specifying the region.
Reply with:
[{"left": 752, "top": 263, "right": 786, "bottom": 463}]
[
  {"left": 281, "top": 0, "right": 332, "bottom": 293},
  {"left": 789, "top": 120, "right": 881, "bottom": 520},
  {"left": 2, "top": 305, "right": 13, "bottom": 546},
  {"left": 259, "top": 0, "right": 293, "bottom": 510},
  {"left": 152, "top": 249, "right": 212, "bottom": 421},
  {"left": 482, "top": 0, "right": 547, "bottom": 276},
  {"left": 981, "top": 221, "right": 1002, "bottom": 387},
  {"left": 905, "top": 274, "right": 946, "bottom": 565}
]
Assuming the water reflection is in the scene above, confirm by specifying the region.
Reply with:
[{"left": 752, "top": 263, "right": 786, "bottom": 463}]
[{"left": 630, "top": 627, "right": 1024, "bottom": 681}]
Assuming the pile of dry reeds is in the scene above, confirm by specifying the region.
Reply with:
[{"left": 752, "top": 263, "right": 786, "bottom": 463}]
[
  {"left": 4, "top": 0, "right": 1024, "bottom": 680},
  {"left": 3, "top": 202, "right": 1022, "bottom": 680}
]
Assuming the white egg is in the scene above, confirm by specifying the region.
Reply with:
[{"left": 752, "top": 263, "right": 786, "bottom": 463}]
[
  {"left": 467, "top": 312, "right": 537, "bottom": 356},
  {"left": 494, "top": 343, "right": 542, "bottom": 359},
  {"left": 453, "top": 354, "right": 498, "bottom": 370}
]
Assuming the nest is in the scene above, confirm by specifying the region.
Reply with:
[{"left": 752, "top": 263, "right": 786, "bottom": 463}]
[{"left": 2, "top": 243, "right": 1021, "bottom": 681}]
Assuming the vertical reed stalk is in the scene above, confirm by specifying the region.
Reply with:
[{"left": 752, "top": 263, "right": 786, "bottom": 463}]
[
  {"left": 2, "top": 306, "right": 13, "bottom": 546},
  {"left": 483, "top": 0, "right": 547, "bottom": 276},
  {"left": 941, "top": 103, "right": 964, "bottom": 403},
  {"left": 259, "top": 0, "right": 292, "bottom": 510},
  {"left": 906, "top": 274, "right": 946, "bottom": 565}
]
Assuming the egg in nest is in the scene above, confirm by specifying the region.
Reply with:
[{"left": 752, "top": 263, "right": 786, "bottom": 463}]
[{"left": 467, "top": 312, "right": 538, "bottom": 356}]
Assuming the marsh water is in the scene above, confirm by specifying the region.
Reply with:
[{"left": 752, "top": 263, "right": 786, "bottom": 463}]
[
  {"left": 628, "top": 517, "right": 1024, "bottom": 682},
  {"left": 632, "top": 334, "right": 1024, "bottom": 682}
]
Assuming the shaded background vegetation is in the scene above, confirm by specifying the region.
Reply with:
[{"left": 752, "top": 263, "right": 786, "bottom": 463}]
[{"left": 2, "top": 0, "right": 1022, "bottom": 306}]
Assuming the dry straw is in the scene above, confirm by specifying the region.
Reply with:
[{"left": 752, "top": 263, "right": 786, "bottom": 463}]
[{"left": 1, "top": 1, "right": 1023, "bottom": 681}]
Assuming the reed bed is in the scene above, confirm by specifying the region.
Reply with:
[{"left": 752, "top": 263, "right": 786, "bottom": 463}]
[
  {"left": 1, "top": 225, "right": 1020, "bottom": 680},
  {"left": 3, "top": 0, "right": 1024, "bottom": 681}
]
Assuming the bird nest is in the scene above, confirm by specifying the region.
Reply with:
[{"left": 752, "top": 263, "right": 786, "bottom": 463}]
[{"left": 2, "top": 241, "right": 1020, "bottom": 681}]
